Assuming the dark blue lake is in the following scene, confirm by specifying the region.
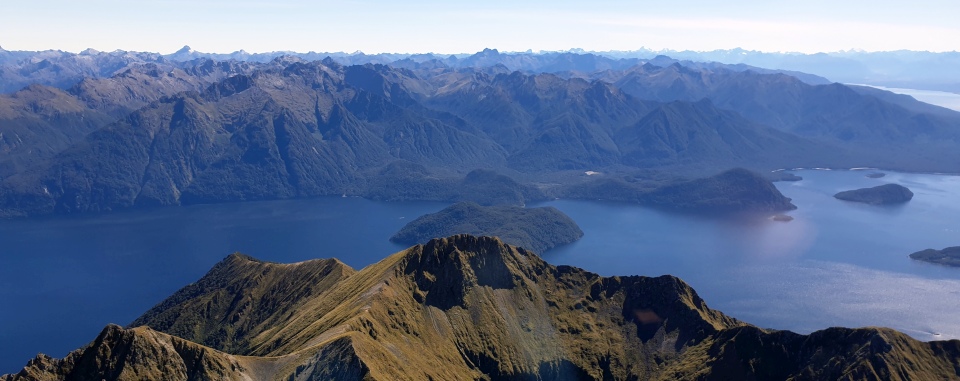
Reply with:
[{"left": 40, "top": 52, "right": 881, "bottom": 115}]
[{"left": 2, "top": 169, "right": 960, "bottom": 373}]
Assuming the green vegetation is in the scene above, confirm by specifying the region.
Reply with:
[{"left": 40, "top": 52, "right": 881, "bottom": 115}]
[
  {"left": 6, "top": 235, "right": 959, "bottom": 380},
  {"left": 834, "top": 183, "right": 914, "bottom": 205},
  {"left": 910, "top": 247, "right": 960, "bottom": 267},
  {"left": 391, "top": 202, "right": 583, "bottom": 253},
  {"left": 560, "top": 168, "right": 796, "bottom": 214},
  {"left": 4, "top": 56, "right": 960, "bottom": 217},
  {"left": 640, "top": 168, "right": 796, "bottom": 213}
]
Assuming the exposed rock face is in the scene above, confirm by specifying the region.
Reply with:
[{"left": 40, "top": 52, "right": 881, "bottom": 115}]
[
  {"left": 910, "top": 246, "right": 960, "bottom": 267},
  {"left": 5, "top": 235, "right": 960, "bottom": 380},
  {"left": 834, "top": 183, "right": 914, "bottom": 205},
  {"left": 129, "top": 254, "right": 355, "bottom": 354},
  {"left": 391, "top": 202, "right": 583, "bottom": 253},
  {"left": 0, "top": 324, "right": 270, "bottom": 381}
]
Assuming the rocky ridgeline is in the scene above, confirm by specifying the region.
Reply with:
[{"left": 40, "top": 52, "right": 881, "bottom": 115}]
[{"left": 5, "top": 235, "right": 960, "bottom": 380}]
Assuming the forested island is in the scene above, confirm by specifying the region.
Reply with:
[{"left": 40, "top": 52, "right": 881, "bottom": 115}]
[
  {"left": 391, "top": 202, "right": 583, "bottom": 253},
  {"left": 834, "top": 183, "right": 914, "bottom": 205},
  {"left": 910, "top": 247, "right": 960, "bottom": 267}
]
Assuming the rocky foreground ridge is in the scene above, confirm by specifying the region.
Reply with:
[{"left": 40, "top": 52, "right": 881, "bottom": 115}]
[{"left": 5, "top": 235, "right": 960, "bottom": 380}]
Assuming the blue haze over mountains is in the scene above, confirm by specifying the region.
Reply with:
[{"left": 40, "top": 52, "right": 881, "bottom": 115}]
[
  {"left": 2, "top": 46, "right": 960, "bottom": 217},
  {"left": 5, "top": 41, "right": 960, "bottom": 379},
  {"left": 4, "top": 45, "right": 958, "bottom": 92}
]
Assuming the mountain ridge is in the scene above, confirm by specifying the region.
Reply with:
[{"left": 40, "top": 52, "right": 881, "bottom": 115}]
[
  {"left": 5, "top": 235, "right": 959, "bottom": 380},
  {"left": 0, "top": 59, "right": 825, "bottom": 217}
]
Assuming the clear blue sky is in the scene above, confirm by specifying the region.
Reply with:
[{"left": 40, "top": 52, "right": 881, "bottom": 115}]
[{"left": 2, "top": 0, "right": 958, "bottom": 54}]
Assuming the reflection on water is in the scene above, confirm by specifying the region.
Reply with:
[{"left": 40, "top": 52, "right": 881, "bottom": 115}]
[
  {"left": 536, "top": 169, "right": 960, "bottom": 344},
  {"left": 852, "top": 84, "right": 960, "bottom": 111},
  {"left": 0, "top": 169, "right": 959, "bottom": 373},
  {"left": 0, "top": 197, "right": 447, "bottom": 373}
]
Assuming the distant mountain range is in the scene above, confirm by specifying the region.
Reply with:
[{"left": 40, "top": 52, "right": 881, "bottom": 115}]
[
  {"left": 5, "top": 45, "right": 957, "bottom": 92},
  {"left": 5, "top": 235, "right": 959, "bottom": 380},
  {"left": 0, "top": 46, "right": 831, "bottom": 94},
  {"left": 624, "top": 48, "right": 960, "bottom": 94},
  {"left": 1, "top": 50, "right": 959, "bottom": 216}
]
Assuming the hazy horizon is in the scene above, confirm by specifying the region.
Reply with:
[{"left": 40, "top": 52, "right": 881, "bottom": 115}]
[
  {"left": 4, "top": 44, "right": 959, "bottom": 56},
  {"left": 3, "top": 0, "right": 958, "bottom": 55}
]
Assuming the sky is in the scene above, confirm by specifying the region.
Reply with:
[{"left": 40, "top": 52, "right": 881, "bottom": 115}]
[{"left": 2, "top": 0, "right": 959, "bottom": 54}]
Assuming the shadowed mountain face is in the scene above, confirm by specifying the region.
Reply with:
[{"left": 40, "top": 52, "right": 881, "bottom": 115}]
[
  {"left": 615, "top": 99, "right": 843, "bottom": 168},
  {"left": 1, "top": 53, "right": 959, "bottom": 217},
  {"left": 4, "top": 235, "right": 959, "bottom": 380},
  {"left": 0, "top": 60, "right": 255, "bottom": 178},
  {"left": 604, "top": 63, "right": 960, "bottom": 171},
  {"left": 0, "top": 59, "right": 823, "bottom": 217}
]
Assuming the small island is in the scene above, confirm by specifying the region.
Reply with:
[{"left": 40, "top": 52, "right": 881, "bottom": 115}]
[
  {"left": 771, "top": 214, "right": 794, "bottom": 222},
  {"left": 866, "top": 172, "right": 886, "bottom": 178},
  {"left": 391, "top": 202, "right": 584, "bottom": 253},
  {"left": 909, "top": 247, "right": 960, "bottom": 267},
  {"left": 833, "top": 183, "right": 913, "bottom": 205},
  {"left": 768, "top": 171, "right": 803, "bottom": 182}
]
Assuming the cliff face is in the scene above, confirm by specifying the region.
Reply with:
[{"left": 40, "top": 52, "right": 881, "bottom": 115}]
[
  {"left": 0, "top": 324, "right": 274, "bottom": 381},
  {"left": 5, "top": 235, "right": 960, "bottom": 380}
]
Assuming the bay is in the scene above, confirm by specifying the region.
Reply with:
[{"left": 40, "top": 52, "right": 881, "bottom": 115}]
[
  {"left": 2, "top": 169, "right": 959, "bottom": 373},
  {"left": 852, "top": 83, "right": 960, "bottom": 111},
  {"left": 537, "top": 169, "right": 960, "bottom": 340},
  {"left": 0, "top": 197, "right": 448, "bottom": 373}
]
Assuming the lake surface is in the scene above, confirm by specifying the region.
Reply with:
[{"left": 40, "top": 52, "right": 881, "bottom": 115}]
[
  {"left": 0, "top": 198, "right": 449, "bottom": 373},
  {"left": 853, "top": 84, "right": 960, "bottom": 111},
  {"left": 2, "top": 169, "right": 960, "bottom": 373},
  {"left": 537, "top": 169, "right": 960, "bottom": 340}
]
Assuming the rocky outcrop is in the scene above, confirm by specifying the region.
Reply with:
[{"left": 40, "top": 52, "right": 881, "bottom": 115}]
[
  {"left": 5, "top": 235, "right": 960, "bottom": 380},
  {"left": 1, "top": 324, "right": 271, "bottom": 381}
]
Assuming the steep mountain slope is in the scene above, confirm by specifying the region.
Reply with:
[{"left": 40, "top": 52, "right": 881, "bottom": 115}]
[
  {"left": 0, "top": 48, "right": 165, "bottom": 93},
  {"left": 0, "top": 61, "right": 507, "bottom": 216},
  {"left": 1, "top": 60, "right": 831, "bottom": 217},
  {"left": 129, "top": 254, "right": 355, "bottom": 354},
  {"left": 0, "top": 85, "right": 114, "bottom": 176},
  {"left": 426, "top": 70, "right": 659, "bottom": 169},
  {"left": 422, "top": 69, "right": 831, "bottom": 172},
  {"left": 1, "top": 325, "right": 278, "bottom": 381},
  {"left": 0, "top": 60, "right": 254, "bottom": 178},
  {"left": 615, "top": 99, "right": 847, "bottom": 169},
  {"left": 607, "top": 63, "right": 960, "bottom": 170},
  {"left": 136, "top": 235, "right": 746, "bottom": 380},
  {"left": 5, "top": 235, "right": 959, "bottom": 380}
]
